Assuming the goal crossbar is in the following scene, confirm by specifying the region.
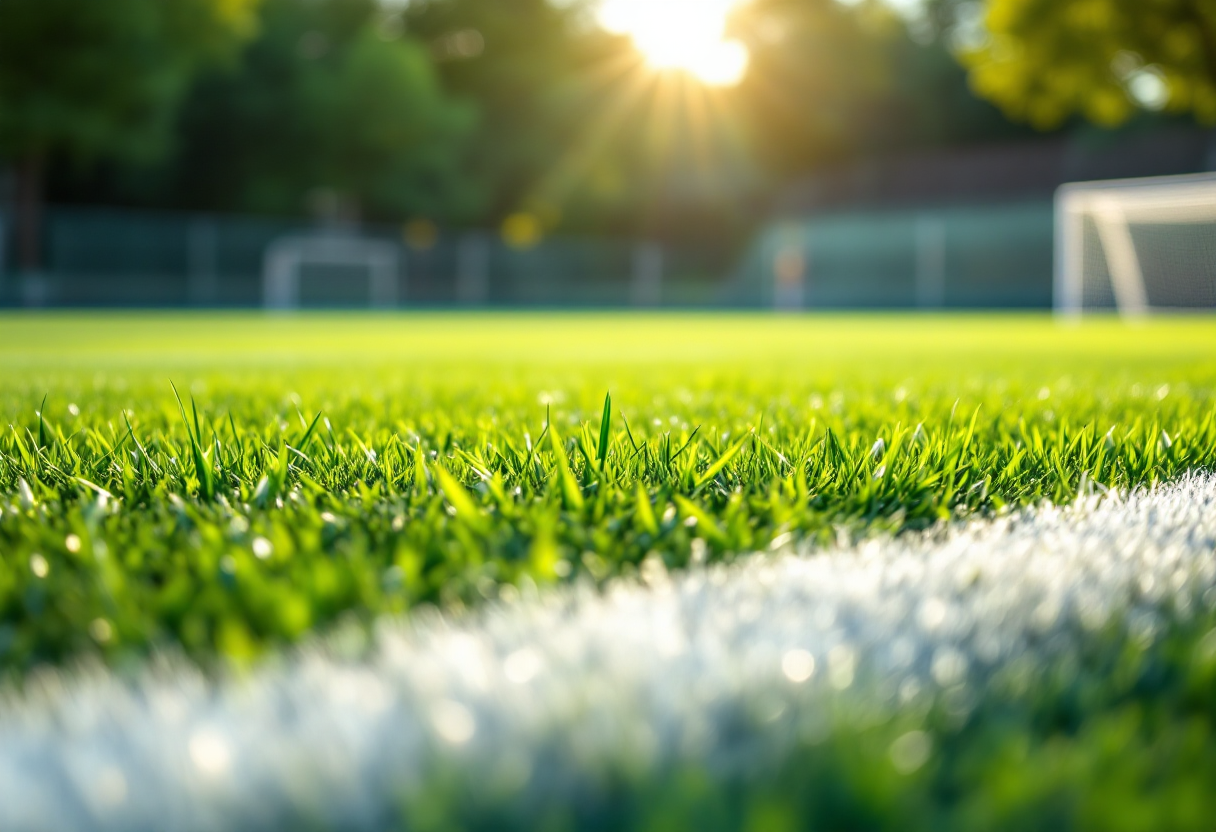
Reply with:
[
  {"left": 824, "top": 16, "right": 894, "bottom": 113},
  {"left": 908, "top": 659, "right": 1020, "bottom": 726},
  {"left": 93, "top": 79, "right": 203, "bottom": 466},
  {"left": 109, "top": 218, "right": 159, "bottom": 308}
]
[
  {"left": 264, "top": 234, "right": 400, "bottom": 310},
  {"left": 1055, "top": 171, "right": 1216, "bottom": 317}
]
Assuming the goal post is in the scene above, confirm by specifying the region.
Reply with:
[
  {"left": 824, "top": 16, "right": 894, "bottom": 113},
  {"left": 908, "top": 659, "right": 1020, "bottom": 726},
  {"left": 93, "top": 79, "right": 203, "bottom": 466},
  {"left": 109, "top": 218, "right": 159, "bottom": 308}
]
[
  {"left": 1055, "top": 172, "right": 1216, "bottom": 317},
  {"left": 263, "top": 233, "right": 401, "bottom": 310}
]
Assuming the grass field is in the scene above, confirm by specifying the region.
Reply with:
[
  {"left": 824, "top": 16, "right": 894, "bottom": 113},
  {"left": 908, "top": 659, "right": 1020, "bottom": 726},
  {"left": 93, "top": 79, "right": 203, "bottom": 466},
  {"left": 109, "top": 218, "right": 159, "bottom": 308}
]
[
  {"left": 2, "top": 312, "right": 1216, "bottom": 830},
  {"left": 1, "top": 313, "right": 1214, "bottom": 671}
]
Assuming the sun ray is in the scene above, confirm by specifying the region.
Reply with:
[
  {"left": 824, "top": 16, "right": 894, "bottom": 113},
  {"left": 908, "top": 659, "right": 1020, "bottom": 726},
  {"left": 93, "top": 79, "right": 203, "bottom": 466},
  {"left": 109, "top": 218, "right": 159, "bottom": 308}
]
[
  {"left": 597, "top": 0, "right": 750, "bottom": 88},
  {"left": 523, "top": 57, "right": 660, "bottom": 214},
  {"left": 679, "top": 79, "right": 717, "bottom": 186},
  {"left": 513, "top": 0, "right": 763, "bottom": 228},
  {"left": 640, "top": 69, "right": 683, "bottom": 178},
  {"left": 697, "top": 79, "right": 761, "bottom": 186}
]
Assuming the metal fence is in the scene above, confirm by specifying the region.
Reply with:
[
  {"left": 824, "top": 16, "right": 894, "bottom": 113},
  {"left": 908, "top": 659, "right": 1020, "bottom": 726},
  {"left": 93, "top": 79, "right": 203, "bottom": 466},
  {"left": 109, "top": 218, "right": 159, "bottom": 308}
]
[
  {"left": 0, "top": 206, "right": 740, "bottom": 309},
  {"left": 0, "top": 201, "right": 1059, "bottom": 309},
  {"left": 734, "top": 200, "right": 1056, "bottom": 309}
]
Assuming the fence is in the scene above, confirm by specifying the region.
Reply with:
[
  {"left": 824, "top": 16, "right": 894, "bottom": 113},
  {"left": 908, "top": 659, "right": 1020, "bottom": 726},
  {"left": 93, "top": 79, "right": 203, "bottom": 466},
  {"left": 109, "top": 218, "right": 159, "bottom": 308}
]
[
  {"left": 733, "top": 201, "right": 1056, "bottom": 309},
  {"left": 0, "top": 201, "right": 1059, "bottom": 309},
  {"left": 0, "top": 206, "right": 738, "bottom": 309}
]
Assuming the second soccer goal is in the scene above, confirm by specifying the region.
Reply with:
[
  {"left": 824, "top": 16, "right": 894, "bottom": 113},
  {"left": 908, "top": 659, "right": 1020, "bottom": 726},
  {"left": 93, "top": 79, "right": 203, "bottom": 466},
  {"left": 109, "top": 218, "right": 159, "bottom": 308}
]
[{"left": 1055, "top": 172, "right": 1216, "bottom": 317}]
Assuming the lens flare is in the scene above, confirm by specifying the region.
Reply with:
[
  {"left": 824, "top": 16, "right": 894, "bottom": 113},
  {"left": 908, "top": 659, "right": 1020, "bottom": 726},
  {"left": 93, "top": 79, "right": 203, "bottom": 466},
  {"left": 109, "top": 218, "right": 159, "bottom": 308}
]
[{"left": 598, "top": 0, "right": 750, "bottom": 87}]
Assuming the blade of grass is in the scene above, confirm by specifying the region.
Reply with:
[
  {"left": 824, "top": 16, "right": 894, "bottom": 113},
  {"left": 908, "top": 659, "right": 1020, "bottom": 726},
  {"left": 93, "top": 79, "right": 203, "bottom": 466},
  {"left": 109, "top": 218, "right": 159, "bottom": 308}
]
[
  {"left": 695, "top": 430, "right": 752, "bottom": 491},
  {"left": 549, "top": 425, "right": 585, "bottom": 511},
  {"left": 597, "top": 391, "right": 612, "bottom": 467}
]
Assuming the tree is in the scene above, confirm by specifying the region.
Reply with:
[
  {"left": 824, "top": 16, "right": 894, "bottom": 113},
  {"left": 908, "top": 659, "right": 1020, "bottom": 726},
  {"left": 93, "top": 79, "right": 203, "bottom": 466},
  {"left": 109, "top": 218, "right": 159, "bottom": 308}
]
[
  {"left": 0, "top": 0, "right": 259, "bottom": 270},
  {"left": 399, "top": 0, "right": 605, "bottom": 224},
  {"left": 730, "top": 0, "right": 901, "bottom": 174},
  {"left": 725, "top": 1, "right": 1031, "bottom": 184},
  {"left": 956, "top": 0, "right": 1216, "bottom": 128},
  {"left": 169, "top": 0, "right": 478, "bottom": 222},
  {"left": 401, "top": 0, "right": 767, "bottom": 241}
]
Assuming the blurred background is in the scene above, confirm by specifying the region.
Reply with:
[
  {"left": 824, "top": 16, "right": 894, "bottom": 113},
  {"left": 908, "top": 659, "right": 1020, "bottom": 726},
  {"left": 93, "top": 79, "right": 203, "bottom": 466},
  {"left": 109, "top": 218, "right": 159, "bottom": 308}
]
[{"left": 1, "top": 0, "right": 1214, "bottom": 310}]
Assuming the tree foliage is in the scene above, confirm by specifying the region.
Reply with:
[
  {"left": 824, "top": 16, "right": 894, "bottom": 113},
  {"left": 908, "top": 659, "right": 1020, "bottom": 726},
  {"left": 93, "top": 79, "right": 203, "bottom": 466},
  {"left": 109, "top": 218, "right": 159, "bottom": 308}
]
[
  {"left": 959, "top": 0, "right": 1216, "bottom": 128},
  {"left": 171, "top": 0, "right": 477, "bottom": 221},
  {"left": 399, "top": 0, "right": 607, "bottom": 224},
  {"left": 10, "top": 0, "right": 1057, "bottom": 243},
  {"left": 0, "top": 0, "right": 259, "bottom": 163},
  {"left": 732, "top": 0, "right": 903, "bottom": 172},
  {"left": 0, "top": 0, "right": 260, "bottom": 270}
]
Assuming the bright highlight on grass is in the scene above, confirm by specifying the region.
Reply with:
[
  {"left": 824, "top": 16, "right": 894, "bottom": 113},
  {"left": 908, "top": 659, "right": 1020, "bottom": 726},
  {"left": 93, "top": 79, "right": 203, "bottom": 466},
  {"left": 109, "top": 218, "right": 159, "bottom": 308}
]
[{"left": 597, "top": 0, "right": 750, "bottom": 86}]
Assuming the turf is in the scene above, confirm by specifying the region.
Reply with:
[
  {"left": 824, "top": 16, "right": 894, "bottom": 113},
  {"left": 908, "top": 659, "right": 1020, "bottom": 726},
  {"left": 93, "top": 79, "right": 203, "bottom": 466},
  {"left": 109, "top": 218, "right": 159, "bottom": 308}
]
[
  {"left": 5, "top": 473, "right": 1216, "bottom": 832},
  {"left": 1, "top": 313, "right": 1214, "bottom": 675}
]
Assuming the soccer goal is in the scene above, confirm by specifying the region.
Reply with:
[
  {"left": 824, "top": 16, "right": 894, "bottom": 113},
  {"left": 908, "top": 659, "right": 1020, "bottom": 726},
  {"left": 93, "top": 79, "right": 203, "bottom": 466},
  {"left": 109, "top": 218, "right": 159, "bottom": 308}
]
[
  {"left": 263, "top": 233, "right": 400, "bottom": 310},
  {"left": 1055, "top": 172, "right": 1216, "bottom": 317}
]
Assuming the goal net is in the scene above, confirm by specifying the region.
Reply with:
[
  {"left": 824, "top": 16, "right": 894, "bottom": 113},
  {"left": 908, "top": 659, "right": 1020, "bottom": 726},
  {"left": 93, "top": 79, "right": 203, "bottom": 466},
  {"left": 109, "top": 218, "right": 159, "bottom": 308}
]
[
  {"left": 1055, "top": 172, "right": 1216, "bottom": 316},
  {"left": 263, "top": 233, "right": 400, "bottom": 310}
]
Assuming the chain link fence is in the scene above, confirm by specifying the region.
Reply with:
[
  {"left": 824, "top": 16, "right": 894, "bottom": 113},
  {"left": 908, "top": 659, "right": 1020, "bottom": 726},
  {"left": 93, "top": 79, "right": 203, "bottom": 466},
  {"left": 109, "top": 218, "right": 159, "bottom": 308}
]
[
  {"left": 0, "top": 202, "right": 1057, "bottom": 309},
  {"left": 733, "top": 201, "right": 1055, "bottom": 310},
  {"left": 0, "top": 206, "right": 738, "bottom": 309}
]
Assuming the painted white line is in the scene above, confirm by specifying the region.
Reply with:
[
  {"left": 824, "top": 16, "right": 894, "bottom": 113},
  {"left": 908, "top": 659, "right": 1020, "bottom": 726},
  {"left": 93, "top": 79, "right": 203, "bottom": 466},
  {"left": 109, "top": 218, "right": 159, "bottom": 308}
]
[{"left": 1, "top": 474, "right": 1214, "bottom": 831}]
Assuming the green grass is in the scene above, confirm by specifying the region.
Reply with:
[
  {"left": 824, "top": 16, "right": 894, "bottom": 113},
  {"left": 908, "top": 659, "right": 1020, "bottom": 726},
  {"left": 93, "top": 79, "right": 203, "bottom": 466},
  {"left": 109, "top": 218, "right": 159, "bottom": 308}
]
[{"left": 1, "top": 312, "right": 1214, "bottom": 674}]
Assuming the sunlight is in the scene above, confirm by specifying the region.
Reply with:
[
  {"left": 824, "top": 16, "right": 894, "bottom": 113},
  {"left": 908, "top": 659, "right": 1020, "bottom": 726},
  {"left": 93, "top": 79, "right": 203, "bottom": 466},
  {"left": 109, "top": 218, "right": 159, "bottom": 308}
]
[{"left": 597, "top": 0, "right": 750, "bottom": 87}]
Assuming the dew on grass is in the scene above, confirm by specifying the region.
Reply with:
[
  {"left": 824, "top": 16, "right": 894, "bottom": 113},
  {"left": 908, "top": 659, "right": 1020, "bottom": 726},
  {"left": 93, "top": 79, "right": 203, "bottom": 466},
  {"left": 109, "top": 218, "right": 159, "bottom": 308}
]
[
  {"left": 828, "top": 646, "right": 856, "bottom": 690},
  {"left": 781, "top": 649, "right": 816, "bottom": 683},
  {"left": 2, "top": 471, "right": 1216, "bottom": 830},
  {"left": 432, "top": 700, "right": 476, "bottom": 745},
  {"left": 503, "top": 648, "right": 544, "bottom": 684},
  {"left": 89, "top": 619, "right": 113, "bottom": 644},
  {"left": 252, "top": 537, "right": 273, "bottom": 559},
  {"left": 29, "top": 554, "right": 49, "bottom": 578},
  {"left": 930, "top": 648, "right": 967, "bottom": 687},
  {"left": 188, "top": 730, "right": 231, "bottom": 778},
  {"left": 889, "top": 730, "right": 932, "bottom": 774},
  {"left": 918, "top": 599, "right": 947, "bottom": 632}
]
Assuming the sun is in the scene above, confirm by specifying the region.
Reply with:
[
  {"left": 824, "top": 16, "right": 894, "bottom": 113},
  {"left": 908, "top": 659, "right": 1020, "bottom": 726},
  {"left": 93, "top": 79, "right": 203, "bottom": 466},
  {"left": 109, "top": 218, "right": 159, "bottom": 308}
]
[{"left": 597, "top": 0, "right": 750, "bottom": 87}]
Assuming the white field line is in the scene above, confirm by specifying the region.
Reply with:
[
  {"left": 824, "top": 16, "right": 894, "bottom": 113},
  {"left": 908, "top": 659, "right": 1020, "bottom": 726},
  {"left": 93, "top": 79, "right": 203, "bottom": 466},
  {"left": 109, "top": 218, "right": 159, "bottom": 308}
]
[{"left": 1, "top": 474, "right": 1215, "bottom": 831}]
